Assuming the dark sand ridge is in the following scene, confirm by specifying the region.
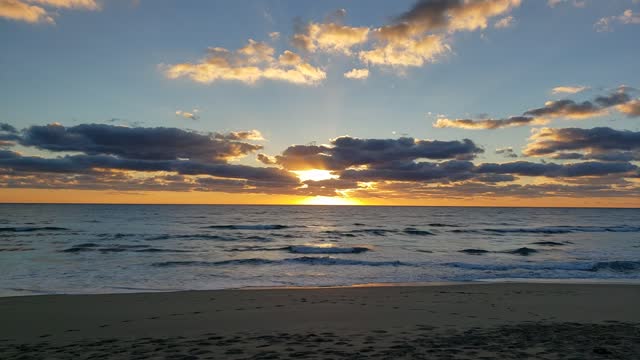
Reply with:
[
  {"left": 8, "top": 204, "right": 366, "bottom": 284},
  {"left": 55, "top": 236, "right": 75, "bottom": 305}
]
[{"left": 1, "top": 283, "right": 639, "bottom": 359}]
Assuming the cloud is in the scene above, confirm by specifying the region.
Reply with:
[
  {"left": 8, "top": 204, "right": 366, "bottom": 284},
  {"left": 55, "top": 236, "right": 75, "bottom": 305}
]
[
  {"left": 547, "top": 0, "right": 585, "bottom": 8},
  {"left": 434, "top": 116, "right": 543, "bottom": 130},
  {"left": 3, "top": 122, "right": 640, "bottom": 200},
  {"left": 263, "top": 136, "right": 484, "bottom": 171},
  {"left": 551, "top": 86, "right": 588, "bottom": 94},
  {"left": 0, "top": 153, "right": 300, "bottom": 188},
  {"left": 19, "top": 123, "right": 263, "bottom": 163},
  {"left": 343, "top": 68, "right": 369, "bottom": 80},
  {"left": 359, "top": 34, "right": 450, "bottom": 67},
  {"left": 165, "top": 40, "right": 326, "bottom": 86},
  {"left": 434, "top": 87, "right": 636, "bottom": 129},
  {"left": 523, "top": 127, "right": 640, "bottom": 161},
  {"left": 474, "top": 160, "right": 637, "bottom": 178},
  {"left": 215, "top": 130, "right": 264, "bottom": 141},
  {"left": 292, "top": 22, "right": 370, "bottom": 54},
  {"left": 494, "top": 15, "right": 514, "bottom": 28},
  {"left": 496, "top": 147, "right": 518, "bottom": 158},
  {"left": 617, "top": 99, "right": 640, "bottom": 117},
  {"left": 389, "top": 0, "right": 521, "bottom": 34},
  {"left": 338, "top": 158, "right": 637, "bottom": 184},
  {"left": 595, "top": 9, "right": 640, "bottom": 32},
  {"left": 0, "top": 123, "right": 21, "bottom": 146},
  {"left": 268, "top": 31, "right": 280, "bottom": 40},
  {"left": 0, "top": 0, "right": 53, "bottom": 23},
  {"left": 0, "top": 123, "right": 300, "bottom": 194},
  {"left": 28, "top": 0, "right": 98, "bottom": 10},
  {"left": 0, "top": 123, "right": 18, "bottom": 134},
  {"left": 0, "top": 0, "right": 98, "bottom": 24},
  {"left": 358, "top": 0, "right": 520, "bottom": 68},
  {"left": 175, "top": 110, "right": 199, "bottom": 120}
]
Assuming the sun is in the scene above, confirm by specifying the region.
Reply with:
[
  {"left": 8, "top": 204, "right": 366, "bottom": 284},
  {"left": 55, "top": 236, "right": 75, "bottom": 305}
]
[
  {"left": 301, "top": 196, "right": 361, "bottom": 206},
  {"left": 293, "top": 169, "right": 338, "bottom": 182}
]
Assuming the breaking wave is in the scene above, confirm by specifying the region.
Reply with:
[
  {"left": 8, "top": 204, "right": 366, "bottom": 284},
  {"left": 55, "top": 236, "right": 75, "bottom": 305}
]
[
  {"left": 152, "top": 256, "right": 409, "bottom": 267},
  {"left": 446, "top": 260, "right": 640, "bottom": 274}
]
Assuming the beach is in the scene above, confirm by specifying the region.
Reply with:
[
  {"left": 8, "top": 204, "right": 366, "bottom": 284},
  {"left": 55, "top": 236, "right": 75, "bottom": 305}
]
[{"left": 1, "top": 283, "right": 639, "bottom": 359}]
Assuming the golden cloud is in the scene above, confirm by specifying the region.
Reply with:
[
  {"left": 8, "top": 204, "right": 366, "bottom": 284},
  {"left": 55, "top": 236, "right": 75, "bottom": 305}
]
[{"left": 165, "top": 40, "right": 326, "bottom": 86}]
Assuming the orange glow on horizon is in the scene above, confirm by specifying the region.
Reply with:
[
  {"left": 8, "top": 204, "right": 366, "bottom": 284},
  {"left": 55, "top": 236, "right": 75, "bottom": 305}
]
[
  {"left": 0, "top": 189, "right": 638, "bottom": 208},
  {"left": 300, "top": 196, "right": 362, "bottom": 206}
]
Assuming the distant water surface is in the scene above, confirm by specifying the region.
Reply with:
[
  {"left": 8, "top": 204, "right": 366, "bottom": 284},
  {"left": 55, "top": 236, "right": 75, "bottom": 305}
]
[{"left": 0, "top": 204, "right": 639, "bottom": 296}]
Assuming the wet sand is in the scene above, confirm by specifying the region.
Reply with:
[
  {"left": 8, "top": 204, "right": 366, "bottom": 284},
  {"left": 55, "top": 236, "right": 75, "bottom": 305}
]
[{"left": 1, "top": 283, "right": 639, "bottom": 359}]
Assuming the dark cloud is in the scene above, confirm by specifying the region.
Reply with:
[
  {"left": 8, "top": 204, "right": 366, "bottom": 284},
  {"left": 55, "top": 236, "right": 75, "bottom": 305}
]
[
  {"left": 0, "top": 123, "right": 17, "bottom": 133},
  {"left": 340, "top": 160, "right": 476, "bottom": 182},
  {"left": 20, "top": 123, "right": 261, "bottom": 163},
  {"left": 524, "top": 127, "right": 640, "bottom": 161},
  {"left": 349, "top": 181, "right": 640, "bottom": 200},
  {"left": 0, "top": 123, "right": 20, "bottom": 144},
  {"left": 0, "top": 152, "right": 298, "bottom": 185},
  {"left": 340, "top": 159, "right": 637, "bottom": 184},
  {"left": 475, "top": 161, "right": 637, "bottom": 178},
  {"left": 270, "top": 136, "right": 484, "bottom": 170},
  {"left": 0, "top": 123, "right": 299, "bottom": 194},
  {"left": 2, "top": 122, "right": 639, "bottom": 200},
  {"left": 396, "top": 0, "right": 461, "bottom": 30},
  {"left": 495, "top": 147, "right": 518, "bottom": 158},
  {"left": 434, "top": 88, "right": 637, "bottom": 130}
]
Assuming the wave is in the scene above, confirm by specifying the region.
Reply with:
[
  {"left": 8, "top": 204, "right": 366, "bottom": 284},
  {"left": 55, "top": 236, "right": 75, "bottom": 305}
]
[
  {"left": 0, "top": 226, "right": 68, "bottom": 232},
  {"left": 459, "top": 249, "right": 490, "bottom": 255},
  {"left": 324, "top": 228, "right": 399, "bottom": 237},
  {"left": 458, "top": 247, "right": 538, "bottom": 256},
  {"left": 62, "top": 243, "right": 190, "bottom": 253},
  {"left": 452, "top": 225, "right": 640, "bottom": 234},
  {"left": 61, "top": 243, "right": 101, "bottom": 252},
  {"left": 152, "top": 256, "right": 409, "bottom": 268},
  {"left": 403, "top": 228, "right": 435, "bottom": 236},
  {"left": 204, "top": 224, "right": 294, "bottom": 230},
  {"left": 446, "top": 260, "right": 640, "bottom": 274},
  {"left": 227, "top": 246, "right": 289, "bottom": 252},
  {"left": 504, "top": 247, "right": 538, "bottom": 256},
  {"left": 147, "top": 234, "right": 271, "bottom": 242},
  {"left": 288, "top": 245, "right": 371, "bottom": 254},
  {"left": 226, "top": 245, "right": 371, "bottom": 254},
  {"left": 590, "top": 261, "right": 640, "bottom": 273},
  {"left": 530, "top": 241, "right": 568, "bottom": 246},
  {"left": 0, "top": 247, "right": 35, "bottom": 252},
  {"left": 427, "top": 223, "right": 462, "bottom": 228}
]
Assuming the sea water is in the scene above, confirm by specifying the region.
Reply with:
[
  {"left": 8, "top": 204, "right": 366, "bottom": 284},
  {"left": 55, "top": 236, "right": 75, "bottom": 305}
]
[{"left": 0, "top": 204, "right": 639, "bottom": 296}]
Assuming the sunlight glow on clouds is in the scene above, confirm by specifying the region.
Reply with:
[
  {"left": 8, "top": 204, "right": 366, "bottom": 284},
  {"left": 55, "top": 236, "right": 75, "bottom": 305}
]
[
  {"left": 165, "top": 0, "right": 521, "bottom": 86},
  {"left": 175, "top": 110, "right": 199, "bottom": 121},
  {"left": 0, "top": 0, "right": 98, "bottom": 24},
  {"left": 2, "top": 121, "right": 639, "bottom": 202},
  {"left": 595, "top": 9, "right": 640, "bottom": 32},
  {"left": 434, "top": 87, "right": 638, "bottom": 130},
  {"left": 165, "top": 40, "right": 326, "bottom": 86},
  {"left": 551, "top": 86, "right": 588, "bottom": 94},
  {"left": 343, "top": 68, "right": 369, "bottom": 80}
]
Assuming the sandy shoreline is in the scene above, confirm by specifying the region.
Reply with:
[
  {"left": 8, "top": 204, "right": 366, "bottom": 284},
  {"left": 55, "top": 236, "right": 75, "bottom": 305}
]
[{"left": 1, "top": 283, "right": 639, "bottom": 359}]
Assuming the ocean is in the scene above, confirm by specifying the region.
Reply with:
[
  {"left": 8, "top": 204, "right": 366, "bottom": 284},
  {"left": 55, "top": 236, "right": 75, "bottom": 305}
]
[{"left": 0, "top": 204, "right": 639, "bottom": 297}]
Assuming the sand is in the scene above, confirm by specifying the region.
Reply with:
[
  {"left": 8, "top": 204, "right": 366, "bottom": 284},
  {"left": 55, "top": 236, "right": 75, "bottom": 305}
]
[{"left": 1, "top": 283, "right": 639, "bottom": 359}]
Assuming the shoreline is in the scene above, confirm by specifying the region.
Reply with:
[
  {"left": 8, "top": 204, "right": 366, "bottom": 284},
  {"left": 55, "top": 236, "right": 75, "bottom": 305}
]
[{"left": 3, "top": 278, "right": 640, "bottom": 298}]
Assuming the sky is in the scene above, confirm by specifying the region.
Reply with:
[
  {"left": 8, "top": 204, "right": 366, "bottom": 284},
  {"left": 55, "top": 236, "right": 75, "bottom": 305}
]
[{"left": 1, "top": 0, "right": 639, "bottom": 206}]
